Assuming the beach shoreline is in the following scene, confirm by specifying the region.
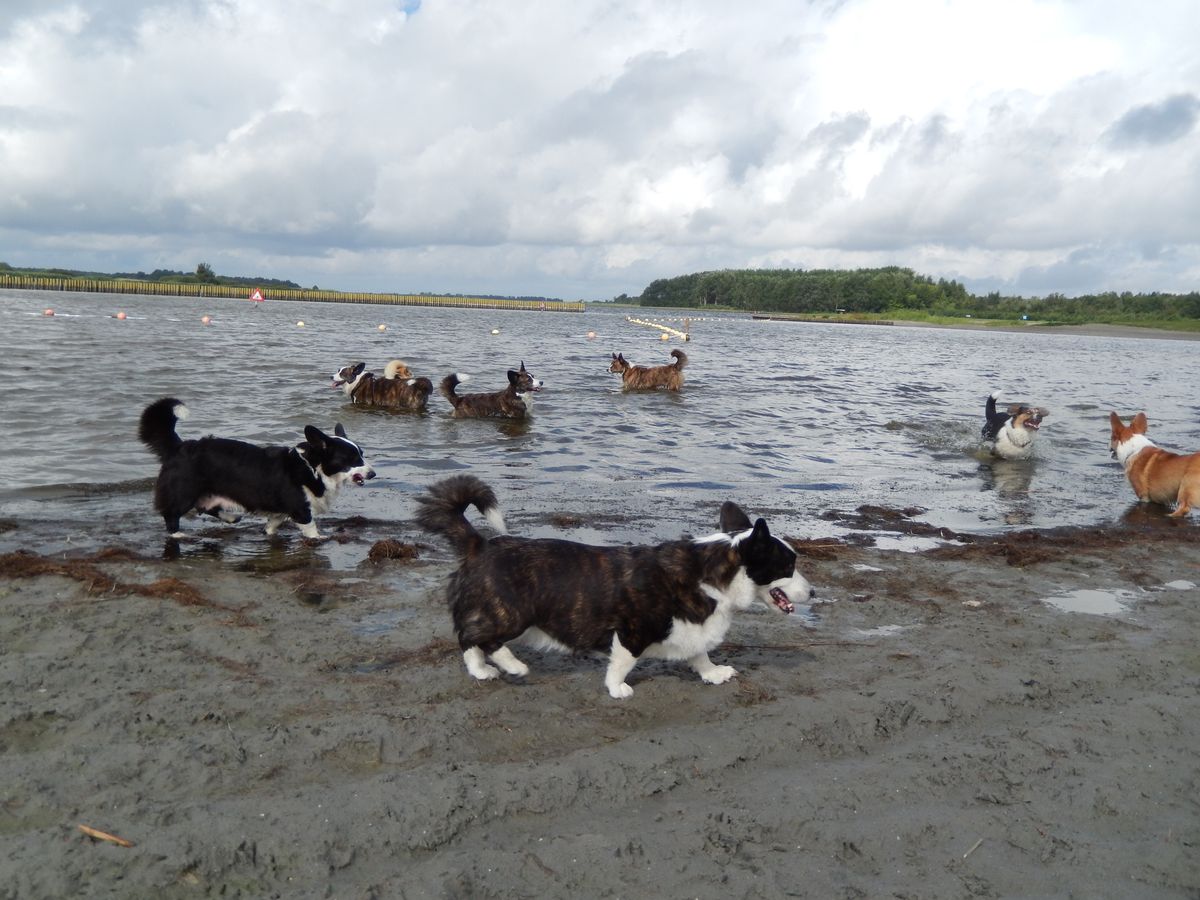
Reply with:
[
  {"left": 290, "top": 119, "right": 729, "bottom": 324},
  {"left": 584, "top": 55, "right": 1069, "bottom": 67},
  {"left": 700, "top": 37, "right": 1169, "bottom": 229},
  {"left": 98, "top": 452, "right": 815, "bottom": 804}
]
[{"left": 2, "top": 512, "right": 1198, "bottom": 898}]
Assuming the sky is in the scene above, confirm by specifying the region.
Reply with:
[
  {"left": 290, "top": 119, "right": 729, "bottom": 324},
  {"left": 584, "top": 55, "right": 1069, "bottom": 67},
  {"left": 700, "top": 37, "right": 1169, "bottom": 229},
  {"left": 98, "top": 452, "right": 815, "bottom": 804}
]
[{"left": 1, "top": 0, "right": 1198, "bottom": 301}]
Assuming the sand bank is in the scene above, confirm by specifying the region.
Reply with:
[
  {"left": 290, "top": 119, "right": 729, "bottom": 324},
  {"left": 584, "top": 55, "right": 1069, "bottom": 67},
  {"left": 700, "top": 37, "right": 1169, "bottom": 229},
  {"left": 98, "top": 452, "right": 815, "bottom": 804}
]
[{"left": 1, "top": 512, "right": 1198, "bottom": 898}]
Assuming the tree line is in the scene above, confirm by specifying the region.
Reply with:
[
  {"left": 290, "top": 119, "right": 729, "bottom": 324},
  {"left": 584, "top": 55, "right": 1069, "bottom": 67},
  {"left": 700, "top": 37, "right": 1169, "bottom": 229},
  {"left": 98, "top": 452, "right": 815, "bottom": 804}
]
[{"left": 627, "top": 267, "right": 1200, "bottom": 323}]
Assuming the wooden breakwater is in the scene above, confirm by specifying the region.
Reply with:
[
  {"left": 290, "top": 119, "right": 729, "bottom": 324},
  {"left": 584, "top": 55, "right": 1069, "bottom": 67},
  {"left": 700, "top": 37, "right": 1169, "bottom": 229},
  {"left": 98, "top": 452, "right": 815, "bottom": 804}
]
[{"left": 0, "top": 274, "right": 585, "bottom": 312}]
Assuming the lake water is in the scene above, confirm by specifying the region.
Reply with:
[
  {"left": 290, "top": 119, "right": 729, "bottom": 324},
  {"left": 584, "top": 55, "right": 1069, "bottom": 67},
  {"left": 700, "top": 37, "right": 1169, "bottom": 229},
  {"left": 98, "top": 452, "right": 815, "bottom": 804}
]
[{"left": 2, "top": 289, "right": 1198, "bottom": 566}]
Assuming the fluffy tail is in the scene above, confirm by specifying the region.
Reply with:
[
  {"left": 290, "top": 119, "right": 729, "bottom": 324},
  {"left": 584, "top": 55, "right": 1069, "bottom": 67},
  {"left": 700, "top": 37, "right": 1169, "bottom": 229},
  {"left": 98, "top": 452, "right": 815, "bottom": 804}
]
[
  {"left": 670, "top": 349, "right": 688, "bottom": 368},
  {"left": 383, "top": 360, "right": 412, "bottom": 380},
  {"left": 439, "top": 373, "right": 471, "bottom": 407},
  {"left": 139, "top": 397, "right": 189, "bottom": 462},
  {"left": 415, "top": 475, "right": 507, "bottom": 558}
]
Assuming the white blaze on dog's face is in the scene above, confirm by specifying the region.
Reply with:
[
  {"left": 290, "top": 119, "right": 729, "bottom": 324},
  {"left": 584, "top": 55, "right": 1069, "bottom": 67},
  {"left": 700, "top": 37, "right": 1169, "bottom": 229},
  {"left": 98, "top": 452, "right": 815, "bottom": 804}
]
[{"left": 331, "top": 362, "right": 366, "bottom": 391}]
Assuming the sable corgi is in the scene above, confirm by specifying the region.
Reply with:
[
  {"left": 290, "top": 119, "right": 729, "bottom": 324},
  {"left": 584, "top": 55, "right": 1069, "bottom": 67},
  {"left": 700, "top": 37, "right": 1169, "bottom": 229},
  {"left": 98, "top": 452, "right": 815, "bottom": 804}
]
[
  {"left": 1109, "top": 412, "right": 1200, "bottom": 517},
  {"left": 608, "top": 349, "right": 687, "bottom": 391},
  {"left": 981, "top": 391, "right": 1048, "bottom": 459},
  {"left": 440, "top": 362, "right": 542, "bottom": 419},
  {"left": 415, "top": 475, "right": 812, "bottom": 699},
  {"left": 332, "top": 360, "right": 433, "bottom": 411},
  {"left": 138, "top": 398, "right": 375, "bottom": 539}
]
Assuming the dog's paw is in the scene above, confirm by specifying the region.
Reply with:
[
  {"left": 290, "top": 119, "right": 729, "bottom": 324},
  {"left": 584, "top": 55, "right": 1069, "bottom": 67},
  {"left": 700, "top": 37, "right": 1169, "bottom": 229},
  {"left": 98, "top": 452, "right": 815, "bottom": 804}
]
[
  {"left": 468, "top": 664, "right": 501, "bottom": 681},
  {"left": 607, "top": 682, "right": 634, "bottom": 700},
  {"left": 702, "top": 665, "right": 738, "bottom": 685}
]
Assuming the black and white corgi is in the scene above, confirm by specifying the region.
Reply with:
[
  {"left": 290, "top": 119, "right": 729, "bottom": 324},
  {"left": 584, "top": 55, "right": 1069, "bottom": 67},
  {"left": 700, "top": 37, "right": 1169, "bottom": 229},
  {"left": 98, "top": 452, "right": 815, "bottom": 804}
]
[
  {"left": 415, "top": 475, "right": 813, "bottom": 699},
  {"left": 138, "top": 397, "right": 375, "bottom": 539},
  {"left": 981, "top": 391, "right": 1048, "bottom": 459}
]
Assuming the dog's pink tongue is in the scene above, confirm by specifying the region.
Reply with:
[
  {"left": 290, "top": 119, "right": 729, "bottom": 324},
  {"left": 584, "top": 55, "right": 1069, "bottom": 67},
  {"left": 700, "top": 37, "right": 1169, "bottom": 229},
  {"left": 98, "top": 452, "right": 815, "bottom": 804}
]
[{"left": 770, "top": 588, "right": 794, "bottom": 614}]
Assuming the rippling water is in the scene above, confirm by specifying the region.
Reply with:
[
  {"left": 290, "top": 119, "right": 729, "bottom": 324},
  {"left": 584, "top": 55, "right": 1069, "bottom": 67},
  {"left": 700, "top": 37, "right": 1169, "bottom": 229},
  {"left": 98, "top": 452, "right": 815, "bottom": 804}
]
[{"left": 2, "top": 289, "right": 1198, "bottom": 563}]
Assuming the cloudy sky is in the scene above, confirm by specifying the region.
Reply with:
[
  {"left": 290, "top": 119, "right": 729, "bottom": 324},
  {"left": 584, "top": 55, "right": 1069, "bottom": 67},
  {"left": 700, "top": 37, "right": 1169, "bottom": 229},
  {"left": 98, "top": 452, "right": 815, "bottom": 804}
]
[{"left": 2, "top": 0, "right": 1197, "bottom": 300}]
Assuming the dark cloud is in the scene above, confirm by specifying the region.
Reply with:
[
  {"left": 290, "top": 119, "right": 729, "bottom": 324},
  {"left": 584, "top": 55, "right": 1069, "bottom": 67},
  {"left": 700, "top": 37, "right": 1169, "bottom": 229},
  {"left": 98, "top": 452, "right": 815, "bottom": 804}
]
[{"left": 1107, "top": 93, "right": 1200, "bottom": 147}]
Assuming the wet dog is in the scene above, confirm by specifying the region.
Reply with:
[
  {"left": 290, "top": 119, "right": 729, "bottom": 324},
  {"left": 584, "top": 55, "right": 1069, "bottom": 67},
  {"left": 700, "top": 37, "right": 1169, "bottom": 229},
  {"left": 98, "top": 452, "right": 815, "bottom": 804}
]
[
  {"left": 608, "top": 349, "right": 687, "bottom": 391},
  {"left": 440, "top": 362, "right": 542, "bottom": 419},
  {"left": 1109, "top": 412, "right": 1200, "bottom": 517},
  {"left": 138, "top": 397, "right": 375, "bottom": 539},
  {"left": 415, "top": 474, "right": 812, "bottom": 698},
  {"left": 981, "top": 391, "right": 1047, "bottom": 459},
  {"left": 332, "top": 360, "right": 433, "bottom": 411}
]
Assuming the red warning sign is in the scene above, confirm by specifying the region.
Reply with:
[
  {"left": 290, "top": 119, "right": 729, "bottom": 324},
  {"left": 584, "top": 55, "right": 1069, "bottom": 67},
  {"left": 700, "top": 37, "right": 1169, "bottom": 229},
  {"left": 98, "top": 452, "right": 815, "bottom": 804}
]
[{"left": 249, "top": 289, "right": 264, "bottom": 302}]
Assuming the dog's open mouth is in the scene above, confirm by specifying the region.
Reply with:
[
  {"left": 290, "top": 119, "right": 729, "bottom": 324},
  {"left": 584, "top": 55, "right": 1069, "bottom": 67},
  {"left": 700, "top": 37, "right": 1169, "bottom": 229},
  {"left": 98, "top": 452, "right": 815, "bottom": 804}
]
[
  {"left": 770, "top": 587, "right": 795, "bottom": 614},
  {"left": 352, "top": 473, "right": 366, "bottom": 485}
]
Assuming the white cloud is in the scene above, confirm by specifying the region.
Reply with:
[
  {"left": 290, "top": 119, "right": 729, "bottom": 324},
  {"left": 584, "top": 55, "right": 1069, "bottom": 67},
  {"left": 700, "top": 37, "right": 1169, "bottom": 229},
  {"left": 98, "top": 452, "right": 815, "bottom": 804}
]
[{"left": 0, "top": 0, "right": 1197, "bottom": 299}]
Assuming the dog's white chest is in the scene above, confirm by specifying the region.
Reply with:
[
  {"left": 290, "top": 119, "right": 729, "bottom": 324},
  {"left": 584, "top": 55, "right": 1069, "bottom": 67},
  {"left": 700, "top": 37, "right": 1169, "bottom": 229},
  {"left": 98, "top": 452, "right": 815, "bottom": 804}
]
[{"left": 648, "top": 606, "right": 734, "bottom": 661}]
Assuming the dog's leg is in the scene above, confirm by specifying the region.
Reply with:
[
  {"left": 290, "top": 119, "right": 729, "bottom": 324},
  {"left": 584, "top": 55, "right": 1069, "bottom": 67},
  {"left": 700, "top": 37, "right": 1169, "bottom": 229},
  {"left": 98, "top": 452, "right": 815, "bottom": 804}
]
[
  {"left": 296, "top": 519, "right": 321, "bottom": 540},
  {"left": 688, "top": 652, "right": 737, "bottom": 685},
  {"left": 604, "top": 635, "right": 639, "bottom": 699},
  {"left": 490, "top": 645, "right": 529, "bottom": 677},
  {"left": 463, "top": 646, "right": 501, "bottom": 680},
  {"left": 264, "top": 514, "right": 289, "bottom": 536}
]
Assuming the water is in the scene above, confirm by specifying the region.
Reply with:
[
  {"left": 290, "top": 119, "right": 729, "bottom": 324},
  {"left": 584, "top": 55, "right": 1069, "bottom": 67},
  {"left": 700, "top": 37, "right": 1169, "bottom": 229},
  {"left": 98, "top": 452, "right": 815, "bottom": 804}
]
[{"left": 2, "top": 289, "right": 1199, "bottom": 567}]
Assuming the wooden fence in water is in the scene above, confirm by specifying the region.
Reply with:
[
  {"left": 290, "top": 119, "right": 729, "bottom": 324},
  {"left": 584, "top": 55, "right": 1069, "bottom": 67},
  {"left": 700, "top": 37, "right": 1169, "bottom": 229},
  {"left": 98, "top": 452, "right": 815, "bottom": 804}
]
[{"left": 0, "top": 274, "right": 585, "bottom": 312}]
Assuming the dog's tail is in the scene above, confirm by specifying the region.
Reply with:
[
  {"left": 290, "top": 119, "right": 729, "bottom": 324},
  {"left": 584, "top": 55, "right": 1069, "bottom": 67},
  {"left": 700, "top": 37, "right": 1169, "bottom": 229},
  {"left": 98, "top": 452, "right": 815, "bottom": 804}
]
[
  {"left": 670, "top": 349, "right": 688, "bottom": 368},
  {"left": 439, "top": 373, "right": 471, "bottom": 407},
  {"left": 982, "top": 390, "right": 1007, "bottom": 440},
  {"left": 139, "top": 397, "right": 189, "bottom": 462},
  {"left": 415, "top": 475, "right": 507, "bottom": 558}
]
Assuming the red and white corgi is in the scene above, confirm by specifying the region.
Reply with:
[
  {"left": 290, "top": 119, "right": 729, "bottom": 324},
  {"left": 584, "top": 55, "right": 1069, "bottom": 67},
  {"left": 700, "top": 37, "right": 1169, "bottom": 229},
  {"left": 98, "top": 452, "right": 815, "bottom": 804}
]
[{"left": 1109, "top": 412, "right": 1200, "bottom": 517}]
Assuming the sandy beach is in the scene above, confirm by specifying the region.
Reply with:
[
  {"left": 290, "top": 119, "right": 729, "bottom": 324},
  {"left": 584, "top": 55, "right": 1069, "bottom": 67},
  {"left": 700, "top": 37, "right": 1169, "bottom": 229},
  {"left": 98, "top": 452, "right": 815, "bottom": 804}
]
[{"left": 2, "top": 507, "right": 1198, "bottom": 899}]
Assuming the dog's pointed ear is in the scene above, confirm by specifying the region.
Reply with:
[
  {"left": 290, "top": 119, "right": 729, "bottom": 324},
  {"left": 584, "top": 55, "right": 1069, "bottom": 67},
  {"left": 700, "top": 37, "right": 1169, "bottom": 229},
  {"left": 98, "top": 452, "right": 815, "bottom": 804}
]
[
  {"left": 748, "top": 518, "right": 772, "bottom": 545},
  {"left": 334, "top": 423, "right": 347, "bottom": 439},
  {"left": 304, "top": 425, "right": 328, "bottom": 446},
  {"left": 1109, "top": 412, "right": 1124, "bottom": 433},
  {"left": 611, "top": 352, "right": 618, "bottom": 360},
  {"left": 520, "top": 361, "right": 527, "bottom": 372},
  {"left": 719, "top": 501, "right": 753, "bottom": 533},
  {"left": 507, "top": 370, "right": 519, "bottom": 385},
  {"left": 1132, "top": 412, "right": 1149, "bottom": 433},
  {"left": 618, "top": 353, "right": 626, "bottom": 361},
  {"left": 1006, "top": 403, "right": 1022, "bottom": 417}
]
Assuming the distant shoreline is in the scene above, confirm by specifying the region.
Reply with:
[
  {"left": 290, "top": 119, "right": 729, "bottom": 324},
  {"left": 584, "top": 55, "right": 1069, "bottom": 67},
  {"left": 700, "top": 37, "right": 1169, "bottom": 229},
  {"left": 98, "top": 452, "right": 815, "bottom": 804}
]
[{"left": 750, "top": 313, "right": 1200, "bottom": 341}]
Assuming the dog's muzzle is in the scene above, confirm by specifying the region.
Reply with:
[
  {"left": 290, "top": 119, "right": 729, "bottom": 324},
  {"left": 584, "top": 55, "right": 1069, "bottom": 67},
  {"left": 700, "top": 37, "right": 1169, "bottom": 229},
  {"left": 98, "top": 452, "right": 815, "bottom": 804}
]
[{"left": 769, "top": 587, "right": 795, "bottom": 614}]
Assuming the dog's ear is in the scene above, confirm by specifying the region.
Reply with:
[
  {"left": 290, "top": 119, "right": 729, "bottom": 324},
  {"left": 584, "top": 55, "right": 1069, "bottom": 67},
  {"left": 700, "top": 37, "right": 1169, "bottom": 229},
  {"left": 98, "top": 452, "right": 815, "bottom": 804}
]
[
  {"left": 353, "top": 362, "right": 366, "bottom": 375},
  {"left": 303, "top": 425, "right": 328, "bottom": 447},
  {"left": 1006, "top": 403, "right": 1023, "bottom": 417},
  {"left": 1132, "top": 412, "right": 1149, "bottom": 434},
  {"left": 519, "top": 361, "right": 527, "bottom": 372},
  {"left": 1109, "top": 412, "right": 1124, "bottom": 433},
  {"left": 507, "top": 370, "right": 519, "bottom": 385},
  {"left": 334, "top": 423, "right": 347, "bottom": 439},
  {"left": 719, "top": 501, "right": 753, "bottom": 533},
  {"left": 611, "top": 352, "right": 618, "bottom": 360}
]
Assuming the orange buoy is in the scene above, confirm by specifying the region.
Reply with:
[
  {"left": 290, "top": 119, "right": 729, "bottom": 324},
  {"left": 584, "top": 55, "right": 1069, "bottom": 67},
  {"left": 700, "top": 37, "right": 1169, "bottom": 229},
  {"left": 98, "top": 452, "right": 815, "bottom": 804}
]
[
  {"left": 116, "top": 311, "right": 127, "bottom": 320},
  {"left": 201, "top": 315, "right": 212, "bottom": 325},
  {"left": 43, "top": 308, "right": 54, "bottom": 317}
]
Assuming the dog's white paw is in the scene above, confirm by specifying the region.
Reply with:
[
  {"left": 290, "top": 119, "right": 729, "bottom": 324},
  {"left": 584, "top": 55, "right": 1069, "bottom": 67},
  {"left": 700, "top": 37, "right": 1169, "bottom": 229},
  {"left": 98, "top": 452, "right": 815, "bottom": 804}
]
[
  {"left": 491, "top": 647, "right": 529, "bottom": 677},
  {"left": 468, "top": 663, "right": 501, "bottom": 681},
  {"left": 607, "top": 682, "right": 634, "bottom": 700},
  {"left": 702, "top": 665, "right": 738, "bottom": 685}
]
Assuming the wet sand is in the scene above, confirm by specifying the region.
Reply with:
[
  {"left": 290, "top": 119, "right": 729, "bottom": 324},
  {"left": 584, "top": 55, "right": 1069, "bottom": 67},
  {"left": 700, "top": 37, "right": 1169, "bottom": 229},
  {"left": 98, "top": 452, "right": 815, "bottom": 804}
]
[{"left": 2, "top": 511, "right": 1199, "bottom": 898}]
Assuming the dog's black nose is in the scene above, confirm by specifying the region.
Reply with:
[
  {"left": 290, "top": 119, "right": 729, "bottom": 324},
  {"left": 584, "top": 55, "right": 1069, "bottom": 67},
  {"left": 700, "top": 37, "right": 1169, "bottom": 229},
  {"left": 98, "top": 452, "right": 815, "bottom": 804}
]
[{"left": 367, "top": 469, "right": 377, "bottom": 480}]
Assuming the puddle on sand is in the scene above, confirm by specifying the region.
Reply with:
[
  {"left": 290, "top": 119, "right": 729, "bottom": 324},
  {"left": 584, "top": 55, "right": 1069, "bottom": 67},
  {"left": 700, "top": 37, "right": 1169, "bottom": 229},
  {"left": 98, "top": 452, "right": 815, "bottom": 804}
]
[
  {"left": 347, "top": 608, "right": 416, "bottom": 637},
  {"left": 1041, "top": 588, "right": 1139, "bottom": 616}
]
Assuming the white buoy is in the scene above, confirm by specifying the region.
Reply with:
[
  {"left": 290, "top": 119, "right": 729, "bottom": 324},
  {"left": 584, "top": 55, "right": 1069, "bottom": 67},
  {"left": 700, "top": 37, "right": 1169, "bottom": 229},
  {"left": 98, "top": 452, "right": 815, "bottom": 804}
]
[
  {"left": 586, "top": 330, "right": 596, "bottom": 339},
  {"left": 378, "top": 324, "right": 387, "bottom": 332},
  {"left": 660, "top": 332, "right": 669, "bottom": 341},
  {"left": 297, "top": 321, "right": 305, "bottom": 327},
  {"left": 201, "top": 315, "right": 212, "bottom": 326},
  {"left": 491, "top": 328, "right": 500, "bottom": 335}
]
